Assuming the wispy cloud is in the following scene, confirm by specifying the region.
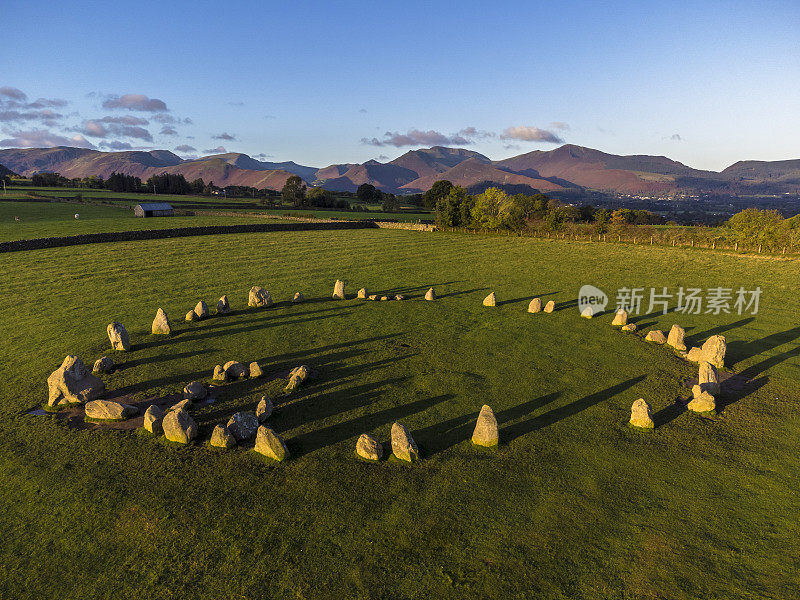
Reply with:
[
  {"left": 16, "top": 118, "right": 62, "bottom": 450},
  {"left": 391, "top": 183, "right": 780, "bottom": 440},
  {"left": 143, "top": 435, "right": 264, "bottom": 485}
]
[
  {"left": 0, "top": 86, "right": 27, "bottom": 101},
  {"left": 160, "top": 126, "right": 178, "bottom": 136},
  {"left": 203, "top": 146, "right": 227, "bottom": 154},
  {"left": 212, "top": 132, "right": 237, "bottom": 141},
  {"left": 362, "top": 127, "right": 495, "bottom": 147},
  {"left": 359, "top": 108, "right": 367, "bottom": 113},
  {"left": 175, "top": 144, "right": 197, "bottom": 153},
  {"left": 549, "top": 121, "right": 570, "bottom": 131},
  {"left": 501, "top": 125, "right": 563, "bottom": 143},
  {"left": 0, "top": 87, "right": 68, "bottom": 127},
  {"left": 0, "top": 129, "right": 95, "bottom": 149},
  {"left": 102, "top": 93, "right": 168, "bottom": 112},
  {"left": 99, "top": 140, "right": 134, "bottom": 150},
  {"left": 227, "top": 101, "right": 244, "bottom": 106},
  {"left": 78, "top": 119, "right": 153, "bottom": 141},
  {"left": 670, "top": 133, "right": 682, "bottom": 141}
]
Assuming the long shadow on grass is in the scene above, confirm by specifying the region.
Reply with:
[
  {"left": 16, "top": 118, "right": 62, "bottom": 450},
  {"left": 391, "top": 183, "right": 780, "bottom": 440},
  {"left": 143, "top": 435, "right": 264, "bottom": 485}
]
[
  {"left": 371, "top": 281, "right": 464, "bottom": 298},
  {"left": 437, "top": 287, "right": 490, "bottom": 299},
  {"left": 120, "top": 348, "right": 216, "bottom": 369},
  {"left": 499, "top": 291, "right": 560, "bottom": 307},
  {"left": 726, "top": 324, "right": 800, "bottom": 367},
  {"left": 554, "top": 299, "right": 579, "bottom": 312},
  {"left": 502, "top": 375, "right": 647, "bottom": 443},
  {"left": 684, "top": 317, "right": 755, "bottom": 348},
  {"left": 630, "top": 306, "right": 679, "bottom": 324}
]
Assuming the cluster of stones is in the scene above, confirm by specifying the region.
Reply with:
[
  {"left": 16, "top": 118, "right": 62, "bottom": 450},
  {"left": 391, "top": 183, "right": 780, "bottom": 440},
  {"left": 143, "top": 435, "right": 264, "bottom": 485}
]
[
  {"left": 527, "top": 297, "right": 556, "bottom": 313},
  {"left": 185, "top": 296, "right": 231, "bottom": 322},
  {"left": 212, "top": 360, "right": 262, "bottom": 382}
]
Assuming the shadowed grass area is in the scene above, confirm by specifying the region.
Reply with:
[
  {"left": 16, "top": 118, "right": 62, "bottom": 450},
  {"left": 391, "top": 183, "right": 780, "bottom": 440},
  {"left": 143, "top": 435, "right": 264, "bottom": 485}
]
[{"left": 0, "top": 229, "right": 798, "bottom": 599}]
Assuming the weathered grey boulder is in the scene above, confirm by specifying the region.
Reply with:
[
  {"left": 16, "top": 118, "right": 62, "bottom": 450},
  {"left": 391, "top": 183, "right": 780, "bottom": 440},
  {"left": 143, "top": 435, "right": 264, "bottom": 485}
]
[
  {"left": 543, "top": 300, "right": 555, "bottom": 313},
  {"left": 224, "top": 360, "right": 248, "bottom": 379},
  {"left": 621, "top": 323, "right": 637, "bottom": 333},
  {"left": 216, "top": 295, "right": 230, "bottom": 315},
  {"left": 471, "top": 405, "right": 499, "bottom": 447},
  {"left": 213, "top": 365, "right": 227, "bottom": 381},
  {"left": 292, "top": 292, "right": 304, "bottom": 303},
  {"left": 528, "top": 298, "right": 542, "bottom": 313},
  {"left": 256, "top": 396, "right": 273, "bottom": 422},
  {"left": 194, "top": 301, "right": 209, "bottom": 319},
  {"left": 424, "top": 287, "right": 436, "bottom": 301},
  {"left": 248, "top": 286, "right": 273, "bottom": 308},
  {"left": 249, "top": 362, "right": 263, "bottom": 378},
  {"left": 391, "top": 422, "right": 419, "bottom": 462},
  {"left": 394, "top": 294, "right": 405, "bottom": 301},
  {"left": 162, "top": 408, "right": 198, "bottom": 444},
  {"left": 107, "top": 322, "right": 130, "bottom": 351},
  {"left": 210, "top": 424, "right": 235, "bottom": 448},
  {"left": 183, "top": 381, "right": 207, "bottom": 401},
  {"left": 333, "top": 279, "right": 345, "bottom": 300},
  {"left": 47, "top": 356, "right": 105, "bottom": 407},
  {"left": 254, "top": 426, "right": 289, "bottom": 461},
  {"left": 356, "top": 433, "right": 383, "bottom": 461},
  {"left": 227, "top": 411, "right": 259, "bottom": 442},
  {"left": 612, "top": 310, "right": 628, "bottom": 327},
  {"left": 151, "top": 308, "right": 171, "bottom": 335},
  {"left": 85, "top": 399, "right": 137, "bottom": 421},
  {"left": 698, "top": 361, "right": 721, "bottom": 397},
  {"left": 685, "top": 347, "right": 704, "bottom": 363},
  {"left": 93, "top": 356, "right": 114, "bottom": 374},
  {"left": 143, "top": 404, "right": 164, "bottom": 434},
  {"left": 629, "top": 398, "right": 654, "bottom": 429},
  {"left": 667, "top": 324, "right": 686, "bottom": 352},
  {"left": 483, "top": 292, "right": 497, "bottom": 307},
  {"left": 645, "top": 330, "right": 667, "bottom": 344},
  {"left": 185, "top": 310, "right": 198, "bottom": 322},
  {"left": 357, "top": 288, "right": 367, "bottom": 299},
  {"left": 168, "top": 399, "right": 192, "bottom": 413},
  {"left": 702, "top": 335, "right": 726, "bottom": 368},
  {"left": 580, "top": 306, "right": 594, "bottom": 319},
  {"left": 688, "top": 391, "right": 716, "bottom": 413}
]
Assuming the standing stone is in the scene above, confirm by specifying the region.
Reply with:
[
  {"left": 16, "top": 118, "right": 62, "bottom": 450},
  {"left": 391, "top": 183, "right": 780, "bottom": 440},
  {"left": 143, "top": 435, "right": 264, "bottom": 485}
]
[
  {"left": 85, "top": 400, "right": 137, "bottom": 421},
  {"left": 151, "top": 308, "right": 171, "bottom": 335},
  {"left": 216, "top": 295, "right": 230, "bottom": 315},
  {"left": 688, "top": 391, "right": 716, "bottom": 413},
  {"left": 285, "top": 365, "right": 310, "bottom": 392},
  {"left": 698, "top": 361, "right": 721, "bottom": 397},
  {"left": 702, "top": 335, "right": 727, "bottom": 369},
  {"left": 666, "top": 324, "right": 686, "bottom": 352},
  {"left": 685, "top": 347, "right": 704, "bottom": 363},
  {"left": 185, "top": 310, "right": 198, "bottom": 322},
  {"left": 356, "top": 434, "right": 383, "bottom": 461},
  {"left": 357, "top": 288, "right": 368, "bottom": 299},
  {"left": 333, "top": 279, "right": 345, "bottom": 300},
  {"left": 210, "top": 424, "right": 235, "bottom": 448},
  {"left": 424, "top": 287, "right": 436, "bottom": 301},
  {"left": 483, "top": 292, "right": 497, "bottom": 307},
  {"left": 107, "top": 322, "right": 130, "bottom": 351},
  {"left": 248, "top": 286, "right": 273, "bottom": 308},
  {"left": 292, "top": 292, "right": 304, "bottom": 303},
  {"left": 612, "top": 310, "right": 628, "bottom": 326},
  {"left": 254, "top": 426, "right": 289, "bottom": 461},
  {"left": 249, "top": 362, "right": 263, "bottom": 378},
  {"left": 162, "top": 408, "right": 198, "bottom": 444},
  {"left": 183, "top": 381, "right": 207, "bottom": 401},
  {"left": 629, "top": 398, "right": 654, "bottom": 429},
  {"left": 621, "top": 323, "right": 637, "bottom": 333},
  {"left": 47, "top": 356, "right": 105, "bottom": 407},
  {"left": 93, "top": 356, "right": 114, "bottom": 373},
  {"left": 256, "top": 396, "right": 273, "bottom": 422},
  {"left": 390, "top": 422, "right": 419, "bottom": 462},
  {"left": 143, "top": 404, "right": 164, "bottom": 434},
  {"left": 543, "top": 300, "right": 556, "bottom": 313},
  {"left": 168, "top": 399, "right": 192, "bottom": 413},
  {"left": 471, "top": 405, "right": 499, "bottom": 447},
  {"left": 528, "top": 298, "right": 542, "bottom": 313},
  {"left": 224, "top": 360, "right": 248, "bottom": 378},
  {"left": 580, "top": 307, "right": 594, "bottom": 319},
  {"left": 227, "top": 411, "right": 259, "bottom": 442},
  {"left": 213, "top": 364, "right": 227, "bottom": 381},
  {"left": 194, "top": 301, "right": 209, "bottom": 319},
  {"left": 645, "top": 330, "right": 667, "bottom": 344}
]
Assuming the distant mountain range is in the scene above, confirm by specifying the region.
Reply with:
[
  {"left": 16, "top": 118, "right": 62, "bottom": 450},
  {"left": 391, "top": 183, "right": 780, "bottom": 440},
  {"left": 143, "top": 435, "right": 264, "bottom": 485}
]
[{"left": 1, "top": 144, "right": 798, "bottom": 197}]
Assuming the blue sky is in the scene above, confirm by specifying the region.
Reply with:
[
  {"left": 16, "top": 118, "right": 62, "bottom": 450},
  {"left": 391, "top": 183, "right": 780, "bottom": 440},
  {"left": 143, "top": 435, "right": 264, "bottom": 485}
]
[{"left": 1, "top": 0, "right": 798, "bottom": 170}]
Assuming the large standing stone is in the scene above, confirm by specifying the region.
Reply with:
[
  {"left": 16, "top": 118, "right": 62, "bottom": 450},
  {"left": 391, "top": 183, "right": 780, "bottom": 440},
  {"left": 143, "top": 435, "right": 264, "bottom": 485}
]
[
  {"left": 183, "top": 381, "right": 207, "bottom": 401},
  {"left": 93, "top": 356, "right": 114, "bottom": 374},
  {"left": 216, "top": 295, "right": 230, "bottom": 315},
  {"left": 483, "top": 292, "right": 497, "bottom": 307},
  {"left": 528, "top": 298, "right": 542, "bottom": 313},
  {"left": 254, "top": 426, "right": 289, "bottom": 461},
  {"left": 210, "top": 424, "right": 235, "bottom": 448},
  {"left": 292, "top": 292, "right": 304, "bottom": 303},
  {"left": 227, "top": 411, "right": 259, "bottom": 442},
  {"left": 543, "top": 300, "right": 556, "bottom": 313},
  {"left": 213, "top": 365, "right": 227, "bottom": 381},
  {"left": 143, "top": 404, "right": 164, "bottom": 434},
  {"left": 702, "top": 335, "right": 727, "bottom": 369},
  {"left": 151, "top": 308, "right": 171, "bottom": 334},
  {"left": 645, "top": 330, "right": 667, "bottom": 344},
  {"left": 107, "top": 322, "right": 130, "bottom": 351},
  {"left": 629, "top": 398, "right": 654, "bottom": 429},
  {"left": 248, "top": 286, "right": 273, "bottom": 308},
  {"left": 391, "top": 422, "right": 419, "bottom": 462},
  {"left": 162, "top": 408, "right": 198, "bottom": 444},
  {"left": 612, "top": 310, "right": 628, "bottom": 327},
  {"left": 256, "top": 396, "right": 273, "bottom": 422},
  {"left": 698, "top": 361, "right": 721, "bottom": 397},
  {"left": 357, "top": 288, "right": 367, "bottom": 299},
  {"left": 194, "top": 301, "right": 209, "bottom": 319},
  {"left": 471, "top": 405, "right": 499, "bottom": 447},
  {"left": 688, "top": 391, "right": 716, "bottom": 413},
  {"left": 356, "top": 434, "right": 383, "bottom": 461},
  {"left": 47, "top": 356, "right": 105, "bottom": 407},
  {"left": 249, "top": 362, "right": 263, "bottom": 378},
  {"left": 185, "top": 310, "right": 198, "bottom": 322},
  {"left": 224, "top": 360, "right": 248, "bottom": 379},
  {"left": 424, "top": 287, "right": 436, "bottom": 301},
  {"left": 85, "top": 400, "right": 137, "bottom": 421},
  {"left": 333, "top": 279, "right": 345, "bottom": 300},
  {"left": 666, "top": 324, "right": 686, "bottom": 352}
]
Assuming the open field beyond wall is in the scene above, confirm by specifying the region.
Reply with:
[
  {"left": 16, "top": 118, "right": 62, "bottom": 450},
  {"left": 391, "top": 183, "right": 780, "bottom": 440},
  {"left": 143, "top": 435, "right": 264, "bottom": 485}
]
[{"left": 0, "top": 228, "right": 798, "bottom": 599}]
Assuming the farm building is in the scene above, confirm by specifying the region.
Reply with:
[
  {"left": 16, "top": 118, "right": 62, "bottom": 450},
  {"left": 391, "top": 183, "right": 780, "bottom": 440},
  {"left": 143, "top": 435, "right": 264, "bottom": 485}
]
[{"left": 134, "top": 202, "right": 174, "bottom": 217}]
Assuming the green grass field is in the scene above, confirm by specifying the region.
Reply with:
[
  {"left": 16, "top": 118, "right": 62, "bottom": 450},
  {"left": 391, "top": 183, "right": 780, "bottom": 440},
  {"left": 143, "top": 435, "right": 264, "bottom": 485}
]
[{"left": 0, "top": 228, "right": 798, "bottom": 599}]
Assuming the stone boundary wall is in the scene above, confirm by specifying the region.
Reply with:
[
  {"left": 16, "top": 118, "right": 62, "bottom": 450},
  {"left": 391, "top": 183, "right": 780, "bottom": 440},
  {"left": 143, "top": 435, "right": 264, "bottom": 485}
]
[
  {"left": 373, "top": 221, "right": 436, "bottom": 232},
  {"left": 0, "top": 221, "right": 378, "bottom": 253}
]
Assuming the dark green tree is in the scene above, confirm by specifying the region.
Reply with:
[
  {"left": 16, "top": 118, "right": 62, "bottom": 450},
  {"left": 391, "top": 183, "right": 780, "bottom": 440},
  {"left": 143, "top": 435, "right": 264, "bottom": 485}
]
[
  {"left": 282, "top": 175, "right": 307, "bottom": 207},
  {"left": 422, "top": 180, "right": 453, "bottom": 209},
  {"left": 357, "top": 183, "right": 381, "bottom": 203}
]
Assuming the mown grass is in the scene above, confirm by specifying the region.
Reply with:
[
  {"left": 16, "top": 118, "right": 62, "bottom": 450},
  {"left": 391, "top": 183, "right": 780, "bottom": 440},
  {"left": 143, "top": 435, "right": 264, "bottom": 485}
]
[{"left": 0, "top": 229, "right": 798, "bottom": 599}]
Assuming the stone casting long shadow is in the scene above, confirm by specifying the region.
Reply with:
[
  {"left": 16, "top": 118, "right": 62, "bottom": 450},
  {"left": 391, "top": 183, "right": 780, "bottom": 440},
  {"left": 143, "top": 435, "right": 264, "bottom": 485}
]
[{"left": 727, "top": 324, "right": 800, "bottom": 369}]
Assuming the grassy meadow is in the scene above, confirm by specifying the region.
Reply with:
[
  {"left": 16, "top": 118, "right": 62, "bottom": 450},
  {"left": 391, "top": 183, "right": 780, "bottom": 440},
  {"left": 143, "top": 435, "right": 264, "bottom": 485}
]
[{"left": 0, "top": 226, "right": 798, "bottom": 599}]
